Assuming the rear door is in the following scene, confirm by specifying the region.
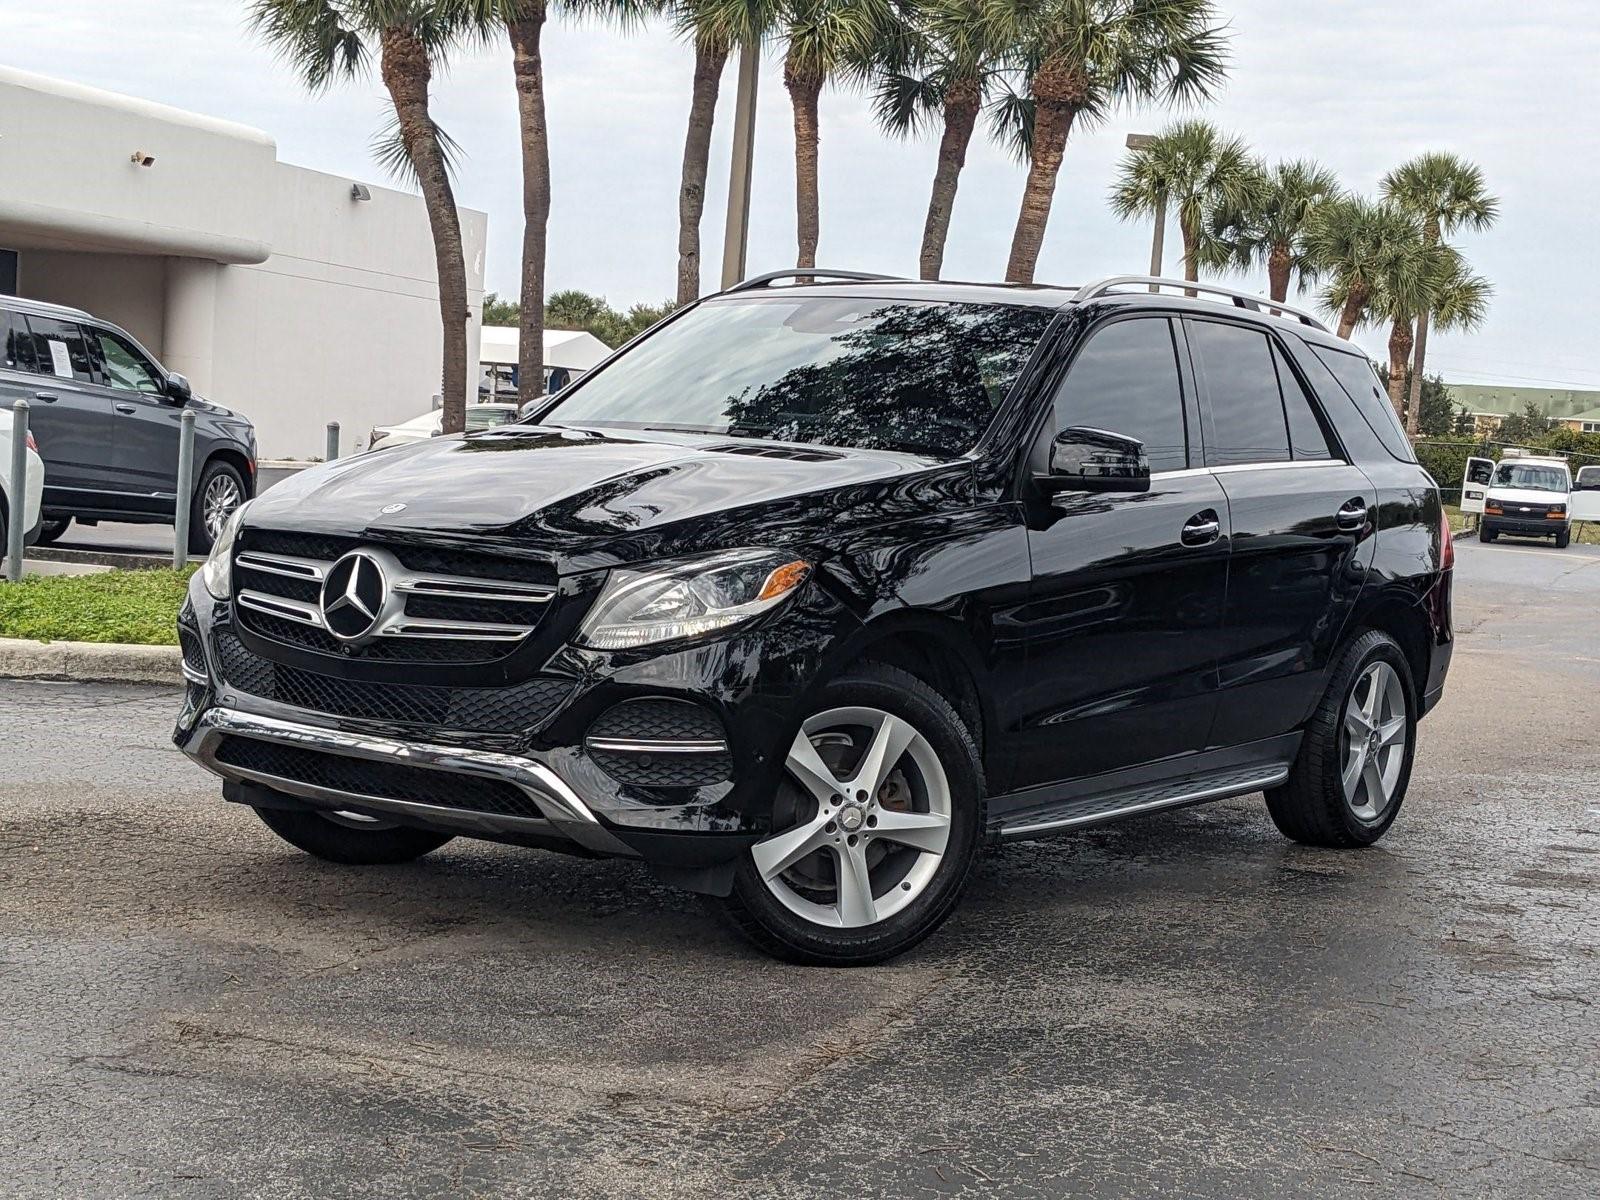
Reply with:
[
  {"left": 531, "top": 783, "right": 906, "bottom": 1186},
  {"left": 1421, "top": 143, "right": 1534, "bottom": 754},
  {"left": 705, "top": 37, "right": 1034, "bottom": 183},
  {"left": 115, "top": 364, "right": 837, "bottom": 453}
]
[
  {"left": 15, "top": 314, "right": 118, "bottom": 502},
  {"left": 1572, "top": 466, "right": 1600, "bottom": 523},
  {"left": 1014, "top": 315, "right": 1231, "bottom": 785},
  {"left": 87, "top": 324, "right": 180, "bottom": 515},
  {"left": 1460, "top": 456, "right": 1494, "bottom": 516},
  {"left": 1184, "top": 317, "right": 1377, "bottom": 749}
]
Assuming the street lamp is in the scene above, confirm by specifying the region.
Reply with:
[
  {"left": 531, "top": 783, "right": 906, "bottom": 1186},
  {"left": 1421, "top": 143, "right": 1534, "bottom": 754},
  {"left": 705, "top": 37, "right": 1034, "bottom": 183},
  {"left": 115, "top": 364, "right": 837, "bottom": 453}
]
[{"left": 1126, "top": 133, "right": 1164, "bottom": 288}]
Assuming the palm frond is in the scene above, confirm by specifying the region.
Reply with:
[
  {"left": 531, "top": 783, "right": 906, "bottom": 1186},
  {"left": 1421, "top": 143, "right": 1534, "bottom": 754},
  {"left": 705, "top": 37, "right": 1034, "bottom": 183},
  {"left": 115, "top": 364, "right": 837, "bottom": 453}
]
[
  {"left": 987, "top": 85, "right": 1034, "bottom": 165},
  {"left": 371, "top": 109, "right": 465, "bottom": 187},
  {"left": 872, "top": 69, "right": 945, "bottom": 136},
  {"left": 248, "top": 0, "right": 369, "bottom": 91}
]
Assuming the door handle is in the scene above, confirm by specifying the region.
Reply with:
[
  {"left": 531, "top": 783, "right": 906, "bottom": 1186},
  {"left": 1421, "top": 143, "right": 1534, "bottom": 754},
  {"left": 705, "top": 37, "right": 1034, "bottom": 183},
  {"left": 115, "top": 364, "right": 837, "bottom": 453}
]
[
  {"left": 1336, "top": 498, "right": 1368, "bottom": 532},
  {"left": 114, "top": 403, "right": 138, "bottom": 415},
  {"left": 1181, "top": 510, "right": 1222, "bottom": 546},
  {"left": 33, "top": 391, "right": 58, "bottom": 403}
]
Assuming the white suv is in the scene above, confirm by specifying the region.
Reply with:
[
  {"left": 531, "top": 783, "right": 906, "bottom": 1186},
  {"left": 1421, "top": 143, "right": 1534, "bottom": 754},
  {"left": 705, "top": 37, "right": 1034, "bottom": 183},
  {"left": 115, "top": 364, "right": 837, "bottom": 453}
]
[{"left": 1479, "top": 455, "right": 1573, "bottom": 547}]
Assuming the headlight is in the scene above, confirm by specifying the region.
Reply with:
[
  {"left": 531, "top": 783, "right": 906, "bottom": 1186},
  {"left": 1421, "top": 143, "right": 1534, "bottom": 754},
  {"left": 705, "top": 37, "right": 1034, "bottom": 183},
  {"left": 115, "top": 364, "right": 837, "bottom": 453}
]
[
  {"left": 201, "top": 501, "right": 250, "bottom": 599},
  {"left": 575, "top": 548, "right": 811, "bottom": 650}
]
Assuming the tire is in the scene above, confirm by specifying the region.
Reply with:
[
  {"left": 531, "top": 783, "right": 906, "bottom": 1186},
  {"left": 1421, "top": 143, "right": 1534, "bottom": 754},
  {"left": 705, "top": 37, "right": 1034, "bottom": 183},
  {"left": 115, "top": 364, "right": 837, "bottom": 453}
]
[
  {"left": 1265, "top": 629, "right": 1416, "bottom": 849},
  {"left": 34, "top": 517, "right": 71, "bottom": 546},
  {"left": 1555, "top": 528, "right": 1571, "bottom": 549},
  {"left": 188, "top": 460, "right": 247, "bottom": 556},
  {"left": 1478, "top": 524, "right": 1496, "bottom": 543},
  {"left": 254, "top": 805, "right": 454, "bottom": 865},
  {"left": 712, "top": 662, "right": 985, "bottom": 966}
]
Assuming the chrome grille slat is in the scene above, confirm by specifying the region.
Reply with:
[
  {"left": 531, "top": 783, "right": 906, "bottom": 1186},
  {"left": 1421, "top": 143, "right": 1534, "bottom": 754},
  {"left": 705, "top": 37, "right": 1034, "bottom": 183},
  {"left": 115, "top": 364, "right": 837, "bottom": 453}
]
[
  {"left": 387, "top": 618, "right": 537, "bottom": 641},
  {"left": 238, "top": 591, "right": 325, "bottom": 627},
  {"left": 235, "top": 551, "right": 328, "bottom": 582},
  {"left": 396, "top": 576, "right": 554, "bottom": 603}
]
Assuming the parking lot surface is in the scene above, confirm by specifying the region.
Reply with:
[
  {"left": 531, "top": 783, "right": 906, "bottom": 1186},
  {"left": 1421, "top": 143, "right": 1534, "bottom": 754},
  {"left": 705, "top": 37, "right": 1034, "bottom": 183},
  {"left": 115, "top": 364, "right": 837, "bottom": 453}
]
[{"left": 2, "top": 539, "right": 1597, "bottom": 1198}]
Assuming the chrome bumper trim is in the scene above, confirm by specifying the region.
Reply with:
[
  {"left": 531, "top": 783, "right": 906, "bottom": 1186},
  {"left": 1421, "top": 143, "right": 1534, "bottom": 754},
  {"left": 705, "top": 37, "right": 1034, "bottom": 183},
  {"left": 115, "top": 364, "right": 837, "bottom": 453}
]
[
  {"left": 181, "top": 662, "right": 209, "bottom": 685},
  {"left": 181, "top": 706, "right": 634, "bottom": 856},
  {"left": 585, "top": 736, "right": 730, "bottom": 755}
]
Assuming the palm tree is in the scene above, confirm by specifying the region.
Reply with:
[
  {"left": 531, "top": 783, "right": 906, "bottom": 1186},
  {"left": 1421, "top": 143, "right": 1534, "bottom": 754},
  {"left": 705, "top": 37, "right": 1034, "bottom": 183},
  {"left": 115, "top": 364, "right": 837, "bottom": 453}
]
[
  {"left": 988, "top": 0, "right": 1229, "bottom": 285},
  {"left": 250, "top": 0, "right": 489, "bottom": 433},
  {"left": 1208, "top": 158, "right": 1341, "bottom": 302},
  {"left": 1382, "top": 153, "right": 1498, "bottom": 436},
  {"left": 782, "top": 0, "right": 904, "bottom": 269},
  {"left": 498, "top": 0, "right": 552, "bottom": 402},
  {"left": 1108, "top": 120, "right": 1261, "bottom": 286},
  {"left": 1380, "top": 247, "right": 1491, "bottom": 431},
  {"left": 670, "top": 0, "right": 780, "bottom": 304},
  {"left": 872, "top": 0, "right": 1009, "bottom": 279},
  {"left": 1304, "top": 196, "right": 1427, "bottom": 340}
]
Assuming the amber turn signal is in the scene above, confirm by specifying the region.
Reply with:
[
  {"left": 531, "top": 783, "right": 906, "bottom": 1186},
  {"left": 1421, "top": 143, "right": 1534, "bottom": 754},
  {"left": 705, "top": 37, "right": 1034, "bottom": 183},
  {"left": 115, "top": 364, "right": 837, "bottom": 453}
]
[{"left": 758, "top": 559, "right": 811, "bottom": 602}]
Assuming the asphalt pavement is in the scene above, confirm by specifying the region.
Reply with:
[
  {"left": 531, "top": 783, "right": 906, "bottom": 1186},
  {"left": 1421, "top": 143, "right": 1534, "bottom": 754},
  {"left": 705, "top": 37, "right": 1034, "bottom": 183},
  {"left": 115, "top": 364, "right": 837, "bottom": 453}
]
[{"left": 2, "top": 539, "right": 1596, "bottom": 1198}]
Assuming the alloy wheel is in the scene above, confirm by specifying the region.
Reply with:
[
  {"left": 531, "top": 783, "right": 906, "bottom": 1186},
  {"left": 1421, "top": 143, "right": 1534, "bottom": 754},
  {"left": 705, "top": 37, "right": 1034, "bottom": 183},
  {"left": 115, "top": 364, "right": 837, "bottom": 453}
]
[
  {"left": 203, "top": 475, "right": 242, "bottom": 539},
  {"left": 1341, "top": 660, "right": 1407, "bottom": 822},
  {"left": 751, "top": 706, "right": 952, "bottom": 929}
]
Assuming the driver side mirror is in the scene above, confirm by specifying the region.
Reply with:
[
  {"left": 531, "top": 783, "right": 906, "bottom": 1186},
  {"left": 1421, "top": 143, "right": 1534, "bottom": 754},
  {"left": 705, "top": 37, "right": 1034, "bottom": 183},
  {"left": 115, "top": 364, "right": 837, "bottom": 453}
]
[
  {"left": 1037, "top": 426, "right": 1151, "bottom": 494},
  {"left": 164, "top": 372, "right": 192, "bottom": 404}
]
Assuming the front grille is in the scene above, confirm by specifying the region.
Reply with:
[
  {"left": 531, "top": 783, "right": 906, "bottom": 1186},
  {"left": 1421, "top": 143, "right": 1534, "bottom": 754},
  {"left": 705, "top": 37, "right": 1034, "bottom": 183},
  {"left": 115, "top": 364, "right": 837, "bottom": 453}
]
[
  {"left": 588, "top": 698, "right": 725, "bottom": 742},
  {"left": 213, "top": 736, "right": 544, "bottom": 820},
  {"left": 215, "top": 631, "right": 571, "bottom": 732},
  {"left": 589, "top": 747, "right": 734, "bottom": 789},
  {"left": 177, "top": 624, "right": 206, "bottom": 674},
  {"left": 232, "top": 527, "right": 556, "bottom": 664}
]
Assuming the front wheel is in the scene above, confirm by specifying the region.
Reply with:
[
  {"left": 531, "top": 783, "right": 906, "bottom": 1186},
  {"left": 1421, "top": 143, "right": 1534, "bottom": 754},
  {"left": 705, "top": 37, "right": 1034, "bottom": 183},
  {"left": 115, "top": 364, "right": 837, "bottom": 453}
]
[
  {"left": 1478, "top": 524, "right": 1497, "bottom": 543},
  {"left": 188, "top": 460, "right": 247, "bottom": 555},
  {"left": 254, "top": 805, "right": 454, "bottom": 864},
  {"left": 713, "top": 663, "right": 984, "bottom": 966},
  {"left": 1555, "top": 528, "right": 1571, "bottom": 549},
  {"left": 1266, "top": 629, "right": 1416, "bottom": 848}
]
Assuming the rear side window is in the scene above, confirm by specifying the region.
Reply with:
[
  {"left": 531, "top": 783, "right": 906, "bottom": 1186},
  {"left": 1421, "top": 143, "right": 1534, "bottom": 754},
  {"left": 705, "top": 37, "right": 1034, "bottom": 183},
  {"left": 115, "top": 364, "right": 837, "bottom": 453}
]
[
  {"left": 1187, "top": 320, "right": 1290, "bottom": 466},
  {"left": 24, "top": 315, "right": 96, "bottom": 383},
  {"left": 1310, "top": 344, "right": 1417, "bottom": 463},
  {"left": 2, "top": 310, "right": 38, "bottom": 373},
  {"left": 1053, "top": 317, "right": 1189, "bottom": 472},
  {"left": 1273, "top": 343, "right": 1338, "bottom": 460}
]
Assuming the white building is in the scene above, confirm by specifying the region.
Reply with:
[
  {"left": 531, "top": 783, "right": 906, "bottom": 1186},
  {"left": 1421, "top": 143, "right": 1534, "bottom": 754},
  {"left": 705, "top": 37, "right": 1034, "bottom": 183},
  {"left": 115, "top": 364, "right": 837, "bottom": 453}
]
[{"left": 0, "top": 67, "right": 487, "bottom": 459}]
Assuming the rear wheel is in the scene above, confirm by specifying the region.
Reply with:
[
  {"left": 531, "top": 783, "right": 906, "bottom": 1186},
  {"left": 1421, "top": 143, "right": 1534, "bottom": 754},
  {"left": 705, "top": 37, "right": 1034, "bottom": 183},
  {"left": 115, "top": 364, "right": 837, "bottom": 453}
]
[
  {"left": 713, "top": 663, "right": 983, "bottom": 966},
  {"left": 34, "top": 517, "right": 71, "bottom": 545},
  {"left": 1266, "top": 629, "right": 1415, "bottom": 848},
  {"left": 254, "top": 805, "right": 454, "bottom": 865}
]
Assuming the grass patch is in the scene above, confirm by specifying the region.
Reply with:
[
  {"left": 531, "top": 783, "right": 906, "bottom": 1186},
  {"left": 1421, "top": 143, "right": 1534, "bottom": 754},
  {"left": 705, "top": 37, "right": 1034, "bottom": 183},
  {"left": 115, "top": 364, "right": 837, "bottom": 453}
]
[{"left": 0, "top": 567, "right": 195, "bottom": 645}]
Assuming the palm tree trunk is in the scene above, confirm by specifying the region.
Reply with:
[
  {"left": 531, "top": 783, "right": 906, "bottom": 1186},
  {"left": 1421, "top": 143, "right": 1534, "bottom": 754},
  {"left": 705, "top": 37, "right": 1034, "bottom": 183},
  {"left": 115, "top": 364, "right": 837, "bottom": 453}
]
[
  {"left": 508, "top": 10, "right": 549, "bottom": 404},
  {"left": 919, "top": 79, "right": 980, "bottom": 281},
  {"left": 379, "top": 28, "right": 469, "bottom": 435},
  {"left": 1387, "top": 319, "right": 1413, "bottom": 420},
  {"left": 785, "top": 62, "right": 823, "bottom": 270},
  {"left": 1004, "top": 99, "right": 1076, "bottom": 284},
  {"left": 1336, "top": 284, "right": 1368, "bottom": 340},
  {"left": 677, "top": 37, "right": 728, "bottom": 305},
  {"left": 1267, "top": 242, "right": 1292, "bottom": 303},
  {"left": 1405, "top": 307, "right": 1430, "bottom": 436}
]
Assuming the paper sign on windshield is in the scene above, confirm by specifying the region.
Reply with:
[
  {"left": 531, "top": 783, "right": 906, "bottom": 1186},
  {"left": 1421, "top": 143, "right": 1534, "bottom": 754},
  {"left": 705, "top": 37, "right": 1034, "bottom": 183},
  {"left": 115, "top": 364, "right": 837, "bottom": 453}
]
[{"left": 46, "top": 340, "right": 72, "bottom": 378}]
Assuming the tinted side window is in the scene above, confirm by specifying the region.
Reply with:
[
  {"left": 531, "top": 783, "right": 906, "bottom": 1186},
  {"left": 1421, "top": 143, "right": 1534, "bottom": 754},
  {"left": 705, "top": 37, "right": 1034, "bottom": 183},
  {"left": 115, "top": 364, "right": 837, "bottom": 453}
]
[
  {"left": 2, "top": 310, "right": 39, "bottom": 373},
  {"left": 24, "top": 315, "right": 96, "bottom": 384},
  {"left": 1188, "top": 320, "right": 1290, "bottom": 466},
  {"left": 1273, "top": 343, "right": 1337, "bottom": 460},
  {"left": 1054, "top": 318, "right": 1188, "bottom": 472},
  {"left": 1310, "top": 344, "right": 1417, "bottom": 463},
  {"left": 90, "top": 329, "right": 164, "bottom": 395}
]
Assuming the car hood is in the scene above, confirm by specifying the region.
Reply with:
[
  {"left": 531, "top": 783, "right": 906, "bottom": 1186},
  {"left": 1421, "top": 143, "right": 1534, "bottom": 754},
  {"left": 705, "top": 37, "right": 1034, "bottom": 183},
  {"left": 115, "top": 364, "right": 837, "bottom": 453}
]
[
  {"left": 244, "top": 424, "right": 965, "bottom": 568},
  {"left": 1486, "top": 486, "right": 1569, "bottom": 506}
]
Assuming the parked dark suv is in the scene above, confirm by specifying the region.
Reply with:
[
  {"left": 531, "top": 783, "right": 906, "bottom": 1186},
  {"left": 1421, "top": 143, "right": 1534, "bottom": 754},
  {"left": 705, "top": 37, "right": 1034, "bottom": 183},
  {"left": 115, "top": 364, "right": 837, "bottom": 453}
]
[
  {"left": 1, "top": 295, "right": 256, "bottom": 552},
  {"left": 175, "top": 272, "right": 1453, "bottom": 965}
]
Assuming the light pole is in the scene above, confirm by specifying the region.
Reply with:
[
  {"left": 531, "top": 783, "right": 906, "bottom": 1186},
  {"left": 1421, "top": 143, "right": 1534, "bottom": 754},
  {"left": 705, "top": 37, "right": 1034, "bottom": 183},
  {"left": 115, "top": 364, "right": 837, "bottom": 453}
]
[
  {"left": 1126, "top": 133, "right": 1164, "bottom": 289},
  {"left": 719, "top": 41, "right": 761, "bottom": 290}
]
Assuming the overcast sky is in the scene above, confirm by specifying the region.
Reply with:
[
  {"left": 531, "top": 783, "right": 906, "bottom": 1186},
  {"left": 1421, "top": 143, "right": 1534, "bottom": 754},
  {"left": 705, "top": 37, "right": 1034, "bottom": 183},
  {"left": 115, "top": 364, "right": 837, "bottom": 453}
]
[{"left": 6, "top": 1, "right": 1599, "bottom": 387}]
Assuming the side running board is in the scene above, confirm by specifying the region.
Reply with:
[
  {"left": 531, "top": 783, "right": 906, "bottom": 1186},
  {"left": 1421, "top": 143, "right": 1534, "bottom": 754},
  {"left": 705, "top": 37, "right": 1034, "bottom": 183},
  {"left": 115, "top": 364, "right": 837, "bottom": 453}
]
[{"left": 992, "top": 763, "right": 1290, "bottom": 841}]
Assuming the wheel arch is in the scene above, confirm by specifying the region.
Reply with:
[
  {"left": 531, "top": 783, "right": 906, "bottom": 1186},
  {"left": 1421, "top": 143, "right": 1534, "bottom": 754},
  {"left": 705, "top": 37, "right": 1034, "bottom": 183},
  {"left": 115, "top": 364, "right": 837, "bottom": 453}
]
[
  {"left": 1349, "top": 589, "right": 1431, "bottom": 699},
  {"left": 200, "top": 446, "right": 255, "bottom": 500}
]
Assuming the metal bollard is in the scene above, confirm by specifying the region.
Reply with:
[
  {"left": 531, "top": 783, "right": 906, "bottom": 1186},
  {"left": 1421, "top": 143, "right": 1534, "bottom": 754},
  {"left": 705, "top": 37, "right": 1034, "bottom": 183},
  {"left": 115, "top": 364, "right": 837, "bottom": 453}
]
[
  {"left": 5, "top": 400, "right": 29, "bottom": 583},
  {"left": 325, "top": 422, "right": 340, "bottom": 462},
  {"left": 173, "top": 409, "right": 196, "bottom": 571}
]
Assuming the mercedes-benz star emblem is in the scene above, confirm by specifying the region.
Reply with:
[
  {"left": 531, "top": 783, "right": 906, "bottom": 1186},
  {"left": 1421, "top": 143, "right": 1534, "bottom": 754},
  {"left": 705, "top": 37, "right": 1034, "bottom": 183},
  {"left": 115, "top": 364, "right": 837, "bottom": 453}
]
[
  {"left": 379, "top": 502, "right": 407, "bottom": 515},
  {"left": 320, "top": 552, "right": 387, "bottom": 641}
]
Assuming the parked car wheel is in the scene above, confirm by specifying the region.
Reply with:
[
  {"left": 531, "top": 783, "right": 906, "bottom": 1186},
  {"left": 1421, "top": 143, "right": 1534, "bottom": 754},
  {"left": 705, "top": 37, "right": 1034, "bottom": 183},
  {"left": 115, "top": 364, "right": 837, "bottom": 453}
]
[
  {"left": 713, "top": 663, "right": 983, "bottom": 966},
  {"left": 1265, "top": 629, "right": 1415, "bottom": 849},
  {"left": 32, "top": 517, "right": 71, "bottom": 546},
  {"left": 254, "top": 805, "right": 454, "bottom": 865},
  {"left": 1478, "top": 525, "right": 1496, "bottom": 543},
  {"left": 1555, "top": 528, "right": 1571, "bottom": 549},
  {"left": 189, "top": 460, "right": 247, "bottom": 555}
]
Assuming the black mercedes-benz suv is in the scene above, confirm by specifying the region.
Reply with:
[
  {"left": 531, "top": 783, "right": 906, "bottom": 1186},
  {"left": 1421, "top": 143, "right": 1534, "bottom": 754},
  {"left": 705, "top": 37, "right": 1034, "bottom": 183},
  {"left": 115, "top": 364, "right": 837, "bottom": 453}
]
[{"left": 175, "top": 271, "right": 1453, "bottom": 965}]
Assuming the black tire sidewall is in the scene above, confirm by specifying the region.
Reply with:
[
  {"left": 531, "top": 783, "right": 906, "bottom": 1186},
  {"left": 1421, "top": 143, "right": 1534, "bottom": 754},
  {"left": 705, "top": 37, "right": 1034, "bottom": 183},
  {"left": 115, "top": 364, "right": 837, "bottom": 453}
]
[
  {"left": 188, "top": 460, "right": 246, "bottom": 555},
  {"left": 1324, "top": 632, "right": 1417, "bottom": 845},
  {"left": 723, "top": 665, "right": 984, "bottom": 965},
  {"left": 35, "top": 517, "right": 70, "bottom": 545}
]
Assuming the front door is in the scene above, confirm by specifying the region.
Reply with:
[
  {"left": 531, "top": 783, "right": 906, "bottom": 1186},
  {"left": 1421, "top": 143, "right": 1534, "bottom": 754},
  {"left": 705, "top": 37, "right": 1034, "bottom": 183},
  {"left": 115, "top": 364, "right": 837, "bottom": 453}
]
[
  {"left": 1014, "top": 315, "right": 1230, "bottom": 787},
  {"left": 12, "top": 313, "right": 118, "bottom": 503},
  {"left": 88, "top": 325, "right": 181, "bottom": 516},
  {"left": 1184, "top": 318, "right": 1377, "bottom": 749}
]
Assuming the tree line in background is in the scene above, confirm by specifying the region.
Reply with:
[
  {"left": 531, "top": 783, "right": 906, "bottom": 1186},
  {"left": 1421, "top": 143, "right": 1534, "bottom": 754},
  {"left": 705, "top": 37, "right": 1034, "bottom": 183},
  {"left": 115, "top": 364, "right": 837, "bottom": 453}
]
[{"left": 250, "top": 0, "right": 1498, "bottom": 442}]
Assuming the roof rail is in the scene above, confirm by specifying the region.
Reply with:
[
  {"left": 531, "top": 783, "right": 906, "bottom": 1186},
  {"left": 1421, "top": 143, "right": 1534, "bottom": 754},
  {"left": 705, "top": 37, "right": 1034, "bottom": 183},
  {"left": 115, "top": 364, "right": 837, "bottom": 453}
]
[
  {"left": 0, "top": 292, "right": 93, "bottom": 321},
  {"left": 723, "top": 268, "right": 903, "bottom": 294},
  {"left": 1073, "top": 275, "right": 1330, "bottom": 333}
]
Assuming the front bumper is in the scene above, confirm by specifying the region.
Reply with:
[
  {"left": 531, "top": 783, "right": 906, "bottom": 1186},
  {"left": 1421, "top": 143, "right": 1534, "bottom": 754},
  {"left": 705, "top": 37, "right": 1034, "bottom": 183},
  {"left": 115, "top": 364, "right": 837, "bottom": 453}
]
[{"left": 1482, "top": 515, "right": 1566, "bottom": 537}]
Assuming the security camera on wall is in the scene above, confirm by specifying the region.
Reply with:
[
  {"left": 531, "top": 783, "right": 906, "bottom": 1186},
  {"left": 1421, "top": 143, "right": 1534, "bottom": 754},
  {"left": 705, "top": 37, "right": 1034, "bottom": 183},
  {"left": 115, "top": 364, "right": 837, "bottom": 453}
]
[
  {"left": 350, "top": 183, "right": 371, "bottom": 202},
  {"left": 130, "top": 150, "right": 156, "bottom": 167}
]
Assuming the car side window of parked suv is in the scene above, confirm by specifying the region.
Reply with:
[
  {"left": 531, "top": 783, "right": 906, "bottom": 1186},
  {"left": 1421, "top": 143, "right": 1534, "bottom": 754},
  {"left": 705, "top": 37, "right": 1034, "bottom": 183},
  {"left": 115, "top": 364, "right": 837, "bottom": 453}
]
[
  {"left": 23, "top": 314, "right": 97, "bottom": 383},
  {"left": 1310, "top": 344, "right": 1417, "bottom": 463},
  {"left": 90, "top": 328, "right": 164, "bottom": 395},
  {"left": 1274, "top": 342, "right": 1339, "bottom": 461},
  {"left": 1186, "top": 319, "right": 1297, "bottom": 466},
  {"left": 1050, "top": 317, "right": 1190, "bottom": 472}
]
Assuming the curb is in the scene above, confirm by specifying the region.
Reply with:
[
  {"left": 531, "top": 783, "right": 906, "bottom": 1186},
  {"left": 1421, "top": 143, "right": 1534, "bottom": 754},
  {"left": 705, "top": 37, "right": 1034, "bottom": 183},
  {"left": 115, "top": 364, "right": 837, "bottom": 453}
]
[
  {"left": 0, "top": 636, "right": 182, "bottom": 686},
  {"left": 23, "top": 547, "right": 174, "bottom": 571}
]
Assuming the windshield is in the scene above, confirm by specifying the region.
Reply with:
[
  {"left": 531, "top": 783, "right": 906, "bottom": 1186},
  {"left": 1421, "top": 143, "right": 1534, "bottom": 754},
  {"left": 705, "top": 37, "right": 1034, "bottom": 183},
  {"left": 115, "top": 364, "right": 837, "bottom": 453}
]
[
  {"left": 466, "top": 406, "right": 518, "bottom": 431},
  {"left": 538, "top": 296, "right": 1054, "bottom": 458},
  {"left": 1492, "top": 462, "right": 1569, "bottom": 492}
]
